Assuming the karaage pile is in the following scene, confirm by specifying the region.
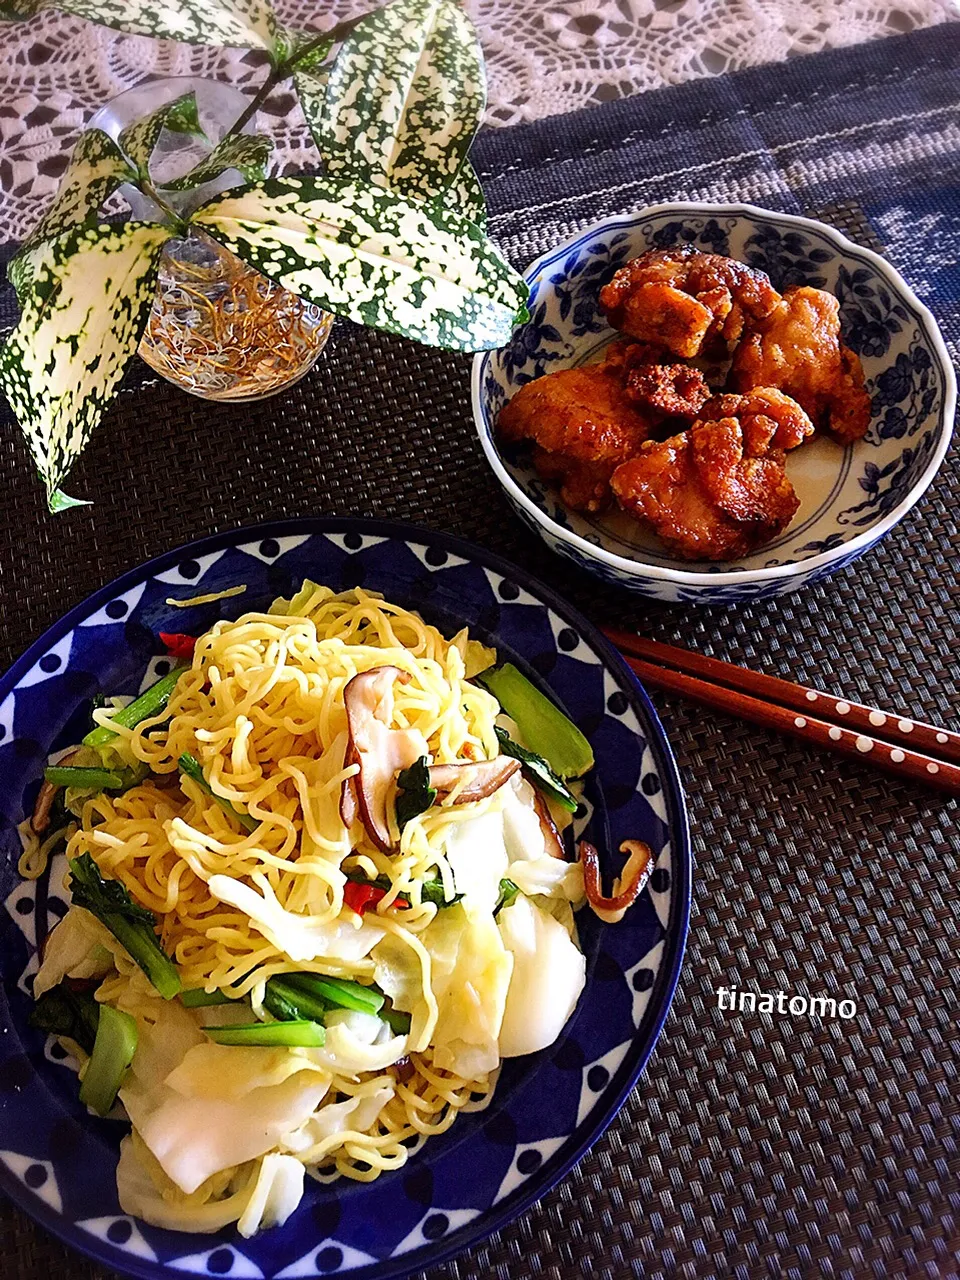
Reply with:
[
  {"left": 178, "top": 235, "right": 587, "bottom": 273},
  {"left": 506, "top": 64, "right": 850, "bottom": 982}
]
[{"left": 497, "top": 246, "right": 872, "bottom": 561}]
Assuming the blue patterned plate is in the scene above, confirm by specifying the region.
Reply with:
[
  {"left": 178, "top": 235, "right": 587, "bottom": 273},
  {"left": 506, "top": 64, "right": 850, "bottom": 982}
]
[
  {"left": 473, "top": 203, "right": 956, "bottom": 603},
  {"left": 0, "top": 518, "right": 690, "bottom": 1280}
]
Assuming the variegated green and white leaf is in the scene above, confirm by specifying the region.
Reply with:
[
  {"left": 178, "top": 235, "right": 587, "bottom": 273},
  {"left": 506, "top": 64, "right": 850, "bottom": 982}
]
[
  {"left": 193, "top": 175, "right": 527, "bottom": 352},
  {"left": 293, "top": 66, "right": 327, "bottom": 147},
  {"left": 317, "top": 0, "right": 485, "bottom": 202},
  {"left": 433, "top": 158, "right": 486, "bottom": 229},
  {"left": 0, "top": 222, "right": 169, "bottom": 509},
  {"left": 0, "top": 0, "right": 39, "bottom": 18},
  {"left": 118, "top": 91, "right": 204, "bottom": 178},
  {"left": 273, "top": 25, "right": 331, "bottom": 71},
  {"left": 0, "top": 0, "right": 275, "bottom": 47},
  {"left": 164, "top": 131, "right": 273, "bottom": 192},
  {"left": 161, "top": 92, "right": 207, "bottom": 137},
  {"left": 7, "top": 128, "right": 136, "bottom": 299},
  {"left": 287, "top": 32, "right": 343, "bottom": 149}
]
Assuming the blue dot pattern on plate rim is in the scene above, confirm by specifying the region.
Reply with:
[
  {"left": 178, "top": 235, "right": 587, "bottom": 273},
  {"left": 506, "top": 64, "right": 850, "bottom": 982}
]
[
  {"left": 474, "top": 205, "right": 954, "bottom": 603},
  {"left": 0, "top": 518, "right": 690, "bottom": 1280}
]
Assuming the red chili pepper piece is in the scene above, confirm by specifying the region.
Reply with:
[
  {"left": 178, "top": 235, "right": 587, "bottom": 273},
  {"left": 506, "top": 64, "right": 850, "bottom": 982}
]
[
  {"left": 159, "top": 632, "right": 196, "bottom": 660},
  {"left": 343, "top": 882, "right": 409, "bottom": 915}
]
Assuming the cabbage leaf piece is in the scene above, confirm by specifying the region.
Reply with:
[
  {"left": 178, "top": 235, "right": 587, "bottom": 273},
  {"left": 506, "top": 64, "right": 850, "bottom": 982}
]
[
  {"left": 236, "top": 1151, "right": 304, "bottom": 1238},
  {"left": 0, "top": 221, "right": 169, "bottom": 510},
  {"left": 371, "top": 930, "right": 436, "bottom": 1052},
  {"left": 315, "top": 1011, "right": 407, "bottom": 1074},
  {"left": 205, "top": 869, "right": 385, "bottom": 963},
  {"left": 0, "top": 0, "right": 276, "bottom": 49},
  {"left": 130, "top": 1070, "right": 329, "bottom": 1194},
  {"left": 165, "top": 1041, "right": 329, "bottom": 1101},
  {"left": 33, "top": 905, "right": 116, "bottom": 997},
  {"left": 441, "top": 779, "right": 584, "bottom": 911},
  {"left": 443, "top": 809, "right": 509, "bottom": 916},
  {"left": 450, "top": 626, "right": 496, "bottom": 677},
  {"left": 120, "top": 1002, "right": 328, "bottom": 1196},
  {"left": 117, "top": 1135, "right": 304, "bottom": 1237},
  {"left": 267, "top": 578, "right": 330, "bottom": 617},
  {"left": 423, "top": 903, "right": 513, "bottom": 1078},
  {"left": 280, "top": 1081, "right": 394, "bottom": 1163},
  {"left": 497, "top": 894, "right": 586, "bottom": 1058},
  {"left": 193, "top": 174, "right": 528, "bottom": 352}
]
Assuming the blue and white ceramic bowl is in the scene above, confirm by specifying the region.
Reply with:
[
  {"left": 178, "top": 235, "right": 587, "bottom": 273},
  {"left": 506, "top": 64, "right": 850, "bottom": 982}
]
[
  {"left": 0, "top": 518, "right": 690, "bottom": 1280},
  {"left": 473, "top": 203, "right": 956, "bottom": 605}
]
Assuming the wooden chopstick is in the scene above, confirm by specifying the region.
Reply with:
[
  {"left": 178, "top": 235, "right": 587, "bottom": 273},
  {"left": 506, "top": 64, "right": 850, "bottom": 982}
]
[{"left": 603, "top": 628, "right": 960, "bottom": 796}]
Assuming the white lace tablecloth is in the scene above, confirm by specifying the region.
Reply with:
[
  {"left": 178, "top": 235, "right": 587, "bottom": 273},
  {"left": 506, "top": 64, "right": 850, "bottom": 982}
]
[{"left": 0, "top": 0, "right": 956, "bottom": 243}]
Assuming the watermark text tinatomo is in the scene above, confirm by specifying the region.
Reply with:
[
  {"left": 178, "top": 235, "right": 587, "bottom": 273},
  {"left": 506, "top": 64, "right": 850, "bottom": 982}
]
[{"left": 716, "top": 986, "right": 857, "bottom": 1021}]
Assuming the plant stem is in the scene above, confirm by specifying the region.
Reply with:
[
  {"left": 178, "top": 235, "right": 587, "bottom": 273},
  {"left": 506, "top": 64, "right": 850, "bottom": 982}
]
[
  {"left": 139, "top": 176, "right": 189, "bottom": 234},
  {"left": 224, "top": 72, "right": 282, "bottom": 142},
  {"left": 224, "top": 17, "right": 360, "bottom": 144}
]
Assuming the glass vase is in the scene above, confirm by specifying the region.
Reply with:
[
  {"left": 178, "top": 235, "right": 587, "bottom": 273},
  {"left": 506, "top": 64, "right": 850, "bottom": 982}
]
[{"left": 88, "top": 77, "right": 332, "bottom": 403}]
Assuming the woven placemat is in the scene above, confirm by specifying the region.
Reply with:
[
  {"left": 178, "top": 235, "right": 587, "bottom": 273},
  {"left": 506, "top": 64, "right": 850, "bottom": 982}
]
[{"left": 1, "top": 23, "right": 959, "bottom": 1280}]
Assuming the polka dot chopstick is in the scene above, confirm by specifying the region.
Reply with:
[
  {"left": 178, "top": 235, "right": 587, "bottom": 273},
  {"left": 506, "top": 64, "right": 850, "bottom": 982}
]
[{"left": 603, "top": 629, "right": 960, "bottom": 796}]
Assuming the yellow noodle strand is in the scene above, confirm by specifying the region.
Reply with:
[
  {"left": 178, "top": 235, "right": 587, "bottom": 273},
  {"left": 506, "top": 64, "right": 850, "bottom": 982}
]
[{"left": 63, "top": 589, "right": 504, "bottom": 1181}]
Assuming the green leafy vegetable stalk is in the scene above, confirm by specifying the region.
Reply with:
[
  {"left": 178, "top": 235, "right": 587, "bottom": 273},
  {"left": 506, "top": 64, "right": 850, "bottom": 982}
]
[
  {"left": 0, "top": 0, "right": 528, "bottom": 511},
  {"left": 44, "top": 764, "right": 136, "bottom": 791},
  {"left": 263, "top": 972, "right": 390, "bottom": 1036},
  {"left": 178, "top": 752, "right": 259, "bottom": 833},
  {"left": 495, "top": 878, "right": 520, "bottom": 914},
  {"left": 79, "top": 1003, "right": 138, "bottom": 1115},
  {"left": 396, "top": 755, "right": 437, "bottom": 829},
  {"left": 282, "top": 972, "right": 384, "bottom": 1015},
  {"left": 345, "top": 868, "right": 461, "bottom": 909},
  {"left": 494, "top": 727, "right": 579, "bottom": 812},
  {"left": 262, "top": 978, "right": 324, "bottom": 1025},
  {"left": 84, "top": 667, "right": 183, "bottom": 748},
  {"left": 68, "top": 852, "right": 182, "bottom": 999},
  {"left": 180, "top": 987, "right": 237, "bottom": 1008},
  {"left": 381, "top": 1003, "right": 412, "bottom": 1035},
  {"left": 29, "top": 982, "right": 101, "bottom": 1054},
  {"left": 478, "top": 665, "right": 595, "bottom": 779},
  {"left": 206, "top": 1020, "right": 325, "bottom": 1047}
]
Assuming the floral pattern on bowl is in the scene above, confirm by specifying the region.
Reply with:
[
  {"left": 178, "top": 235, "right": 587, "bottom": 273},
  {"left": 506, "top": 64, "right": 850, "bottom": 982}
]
[{"left": 472, "top": 203, "right": 956, "bottom": 604}]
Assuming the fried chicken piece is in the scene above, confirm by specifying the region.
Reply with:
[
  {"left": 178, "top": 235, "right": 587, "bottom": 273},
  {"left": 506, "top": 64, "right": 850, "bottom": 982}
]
[
  {"left": 610, "top": 387, "right": 810, "bottom": 560},
  {"left": 597, "top": 334, "right": 711, "bottom": 419},
  {"left": 626, "top": 362, "right": 711, "bottom": 419},
  {"left": 599, "top": 335, "right": 670, "bottom": 371},
  {"left": 497, "top": 357, "right": 656, "bottom": 512},
  {"left": 530, "top": 448, "right": 619, "bottom": 513},
  {"left": 699, "top": 387, "right": 814, "bottom": 453},
  {"left": 730, "top": 286, "right": 871, "bottom": 443},
  {"left": 691, "top": 420, "right": 798, "bottom": 529},
  {"left": 599, "top": 246, "right": 780, "bottom": 359},
  {"left": 599, "top": 337, "right": 672, "bottom": 373},
  {"left": 611, "top": 424, "right": 799, "bottom": 560}
]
